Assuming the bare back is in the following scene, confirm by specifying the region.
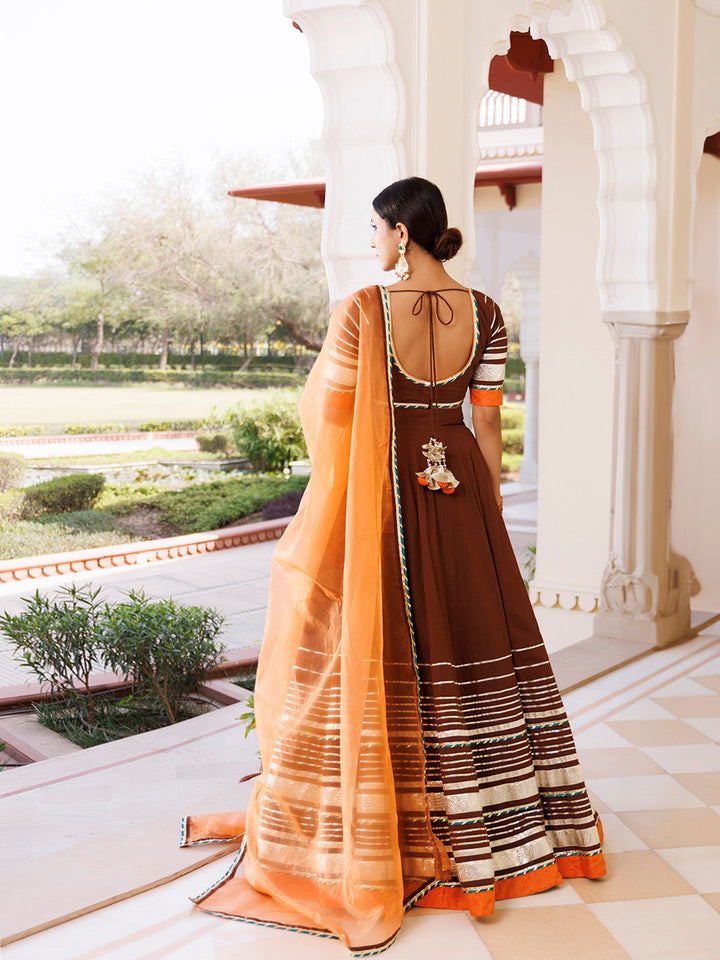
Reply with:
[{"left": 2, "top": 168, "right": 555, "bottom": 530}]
[{"left": 386, "top": 287, "right": 476, "bottom": 383}]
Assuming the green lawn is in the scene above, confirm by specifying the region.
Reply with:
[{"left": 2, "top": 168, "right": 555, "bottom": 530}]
[
  {"left": 0, "top": 474, "right": 309, "bottom": 560},
  {"left": 0, "top": 385, "right": 257, "bottom": 428}
]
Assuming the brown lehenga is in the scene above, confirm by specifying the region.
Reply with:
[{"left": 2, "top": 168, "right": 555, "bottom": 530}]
[{"left": 181, "top": 285, "right": 605, "bottom": 954}]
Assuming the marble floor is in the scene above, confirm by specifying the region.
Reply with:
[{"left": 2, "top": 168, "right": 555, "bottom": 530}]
[{"left": 2, "top": 625, "right": 719, "bottom": 959}]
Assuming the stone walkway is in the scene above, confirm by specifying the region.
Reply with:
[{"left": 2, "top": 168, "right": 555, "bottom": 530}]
[
  {"left": 1, "top": 626, "right": 719, "bottom": 959},
  {"left": 5, "top": 484, "right": 720, "bottom": 956}
]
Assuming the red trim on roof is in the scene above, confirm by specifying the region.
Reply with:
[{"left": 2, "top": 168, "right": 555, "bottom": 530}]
[
  {"left": 228, "top": 163, "right": 541, "bottom": 210},
  {"left": 474, "top": 160, "right": 542, "bottom": 187},
  {"left": 488, "top": 32, "right": 553, "bottom": 105},
  {"left": 228, "top": 179, "right": 326, "bottom": 208},
  {"left": 705, "top": 132, "right": 720, "bottom": 159}
]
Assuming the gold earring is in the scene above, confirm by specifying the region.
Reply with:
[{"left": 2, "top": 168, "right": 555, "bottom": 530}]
[{"left": 395, "top": 242, "right": 409, "bottom": 281}]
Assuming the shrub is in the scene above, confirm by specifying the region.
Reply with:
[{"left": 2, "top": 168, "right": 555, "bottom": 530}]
[
  {"left": 501, "top": 453, "right": 523, "bottom": 475},
  {"left": 503, "top": 376, "right": 525, "bottom": 397},
  {"left": 501, "top": 428, "right": 524, "bottom": 456},
  {"left": 156, "top": 475, "right": 309, "bottom": 532},
  {"left": 500, "top": 408, "right": 524, "bottom": 431},
  {"left": 0, "top": 489, "right": 27, "bottom": 523},
  {"left": 506, "top": 356, "right": 526, "bottom": 378},
  {"left": 64, "top": 424, "right": 127, "bottom": 435},
  {"left": 0, "top": 452, "right": 26, "bottom": 491},
  {"left": 0, "top": 425, "right": 42, "bottom": 438},
  {"left": 0, "top": 585, "right": 106, "bottom": 725},
  {"left": 100, "top": 590, "right": 224, "bottom": 723},
  {"left": 262, "top": 489, "right": 305, "bottom": 520},
  {"left": 195, "top": 432, "right": 229, "bottom": 454},
  {"left": 0, "top": 585, "right": 226, "bottom": 735},
  {"left": 138, "top": 419, "right": 205, "bottom": 432},
  {"left": 228, "top": 393, "right": 307, "bottom": 471},
  {"left": 23, "top": 473, "right": 106, "bottom": 515}
]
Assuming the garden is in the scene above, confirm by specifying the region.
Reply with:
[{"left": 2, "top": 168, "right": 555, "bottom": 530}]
[
  {"left": 0, "top": 385, "right": 524, "bottom": 756},
  {"left": 0, "top": 389, "right": 310, "bottom": 560}
]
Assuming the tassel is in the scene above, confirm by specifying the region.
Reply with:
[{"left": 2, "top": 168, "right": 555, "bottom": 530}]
[{"left": 416, "top": 437, "right": 459, "bottom": 494}]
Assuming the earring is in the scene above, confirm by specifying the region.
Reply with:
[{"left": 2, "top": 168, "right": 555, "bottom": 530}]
[{"left": 395, "top": 242, "right": 410, "bottom": 281}]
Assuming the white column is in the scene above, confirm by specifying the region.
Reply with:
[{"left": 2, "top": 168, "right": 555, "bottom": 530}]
[
  {"left": 593, "top": 312, "right": 693, "bottom": 648},
  {"left": 513, "top": 254, "right": 540, "bottom": 487}
]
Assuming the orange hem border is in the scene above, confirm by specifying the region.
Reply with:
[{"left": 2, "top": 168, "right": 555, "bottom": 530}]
[{"left": 414, "top": 846, "right": 607, "bottom": 917}]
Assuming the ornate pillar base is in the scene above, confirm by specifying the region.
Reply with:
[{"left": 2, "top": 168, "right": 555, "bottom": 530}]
[
  {"left": 593, "top": 604, "right": 691, "bottom": 649},
  {"left": 593, "top": 310, "right": 693, "bottom": 650}
]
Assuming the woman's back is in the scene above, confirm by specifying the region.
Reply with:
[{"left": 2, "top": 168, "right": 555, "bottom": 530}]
[{"left": 386, "top": 285, "right": 476, "bottom": 383}]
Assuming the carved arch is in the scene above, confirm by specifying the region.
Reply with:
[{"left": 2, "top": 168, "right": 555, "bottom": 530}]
[
  {"left": 287, "top": 0, "right": 657, "bottom": 312},
  {"left": 284, "top": 0, "right": 406, "bottom": 299},
  {"left": 477, "top": 0, "right": 657, "bottom": 313}
]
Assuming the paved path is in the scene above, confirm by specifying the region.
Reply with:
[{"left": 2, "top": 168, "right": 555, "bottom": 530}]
[{"left": 2, "top": 626, "right": 719, "bottom": 959}]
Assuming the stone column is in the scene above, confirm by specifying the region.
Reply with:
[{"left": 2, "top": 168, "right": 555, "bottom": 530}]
[
  {"left": 513, "top": 254, "right": 540, "bottom": 487},
  {"left": 593, "top": 312, "right": 694, "bottom": 648}
]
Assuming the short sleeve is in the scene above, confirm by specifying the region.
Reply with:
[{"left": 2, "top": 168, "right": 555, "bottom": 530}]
[{"left": 470, "top": 298, "right": 507, "bottom": 406}]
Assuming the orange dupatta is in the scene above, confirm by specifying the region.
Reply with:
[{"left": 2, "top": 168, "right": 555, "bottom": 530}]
[{"left": 182, "top": 286, "right": 447, "bottom": 954}]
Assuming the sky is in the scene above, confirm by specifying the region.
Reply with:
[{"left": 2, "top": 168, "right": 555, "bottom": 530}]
[{"left": 1, "top": 0, "right": 323, "bottom": 277}]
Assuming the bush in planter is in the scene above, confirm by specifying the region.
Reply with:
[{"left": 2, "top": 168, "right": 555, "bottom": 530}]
[
  {"left": 23, "top": 473, "right": 105, "bottom": 515},
  {"left": 0, "top": 452, "right": 26, "bottom": 492},
  {"left": 0, "top": 585, "right": 226, "bottom": 743},
  {"left": 0, "top": 585, "right": 106, "bottom": 725},
  {"left": 100, "top": 590, "right": 224, "bottom": 724},
  {"left": 196, "top": 432, "right": 229, "bottom": 455}
]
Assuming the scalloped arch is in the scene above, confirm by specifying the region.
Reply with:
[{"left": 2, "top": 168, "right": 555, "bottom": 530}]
[
  {"left": 287, "top": 0, "right": 657, "bottom": 310},
  {"left": 284, "top": 0, "right": 407, "bottom": 298},
  {"left": 484, "top": 0, "right": 657, "bottom": 312}
]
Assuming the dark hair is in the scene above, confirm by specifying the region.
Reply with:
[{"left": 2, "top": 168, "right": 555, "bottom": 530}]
[{"left": 372, "top": 177, "right": 463, "bottom": 261}]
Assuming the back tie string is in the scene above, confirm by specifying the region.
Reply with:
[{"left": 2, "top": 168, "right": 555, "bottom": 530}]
[
  {"left": 390, "top": 287, "right": 461, "bottom": 494},
  {"left": 410, "top": 290, "right": 455, "bottom": 423}
]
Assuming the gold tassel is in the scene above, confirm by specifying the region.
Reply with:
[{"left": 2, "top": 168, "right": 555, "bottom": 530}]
[{"left": 416, "top": 437, "right": 459, "bottom": 494}]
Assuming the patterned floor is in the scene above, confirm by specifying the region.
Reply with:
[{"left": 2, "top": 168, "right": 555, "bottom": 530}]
[{"left": 2, "top": 624, "right": 719, "bottom": 960}]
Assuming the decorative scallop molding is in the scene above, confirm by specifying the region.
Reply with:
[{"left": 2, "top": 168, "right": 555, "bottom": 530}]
[
  {"left": 0, "top": 518, "right": 291, "bottom": 584},
  {"left": 496, "top": 0, "right": 657, "bottom": 313},
  {"left": 285, "top": 0, "right": 406, "bottom": 300},
  {"left": 529, "top": 581, "right": 600, "bottom": 613}
]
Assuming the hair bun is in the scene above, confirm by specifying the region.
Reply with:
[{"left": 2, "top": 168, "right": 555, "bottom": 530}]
[{"left": 433, "top": 227, "right": 463, "bottom": 262}]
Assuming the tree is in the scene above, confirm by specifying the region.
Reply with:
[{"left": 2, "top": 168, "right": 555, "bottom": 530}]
[
  {"left": 0, "top": 308, "right": 47, "bottom": 367},
  {"left": 49, "top": 148, "right": 329, "bottom": 364}
]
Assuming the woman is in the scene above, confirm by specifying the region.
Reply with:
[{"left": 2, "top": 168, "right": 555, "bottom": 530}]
[{"left": 182, "top": 177, "right": 606, "bottom": 954}]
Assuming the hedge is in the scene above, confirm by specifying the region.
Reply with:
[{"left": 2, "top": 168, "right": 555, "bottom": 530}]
[
  {"left": 0, "top": 351, "right": 309, "bottom": 370},
  {"left": 0, "top": 368, "right": 306, "bottom": 388},
  {"left": 23, "top": 474, "right": 106, "bottom": 515}
]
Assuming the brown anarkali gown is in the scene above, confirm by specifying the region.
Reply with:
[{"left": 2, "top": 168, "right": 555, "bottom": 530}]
[{"left": 181, "top": 285, "right": 605, "bottom": 955}]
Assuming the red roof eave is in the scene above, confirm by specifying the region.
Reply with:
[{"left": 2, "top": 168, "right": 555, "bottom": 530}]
[
  {"left": 228, "top": 178, "right": 326, "bottom": 208},
  {"left": 229, "top": 161, "right": 542, "bottom": 210}
]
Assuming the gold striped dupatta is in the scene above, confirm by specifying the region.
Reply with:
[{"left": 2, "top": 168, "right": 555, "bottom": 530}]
[{"left": 183, "top": 286, "right": 447, "bottom": 955}]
